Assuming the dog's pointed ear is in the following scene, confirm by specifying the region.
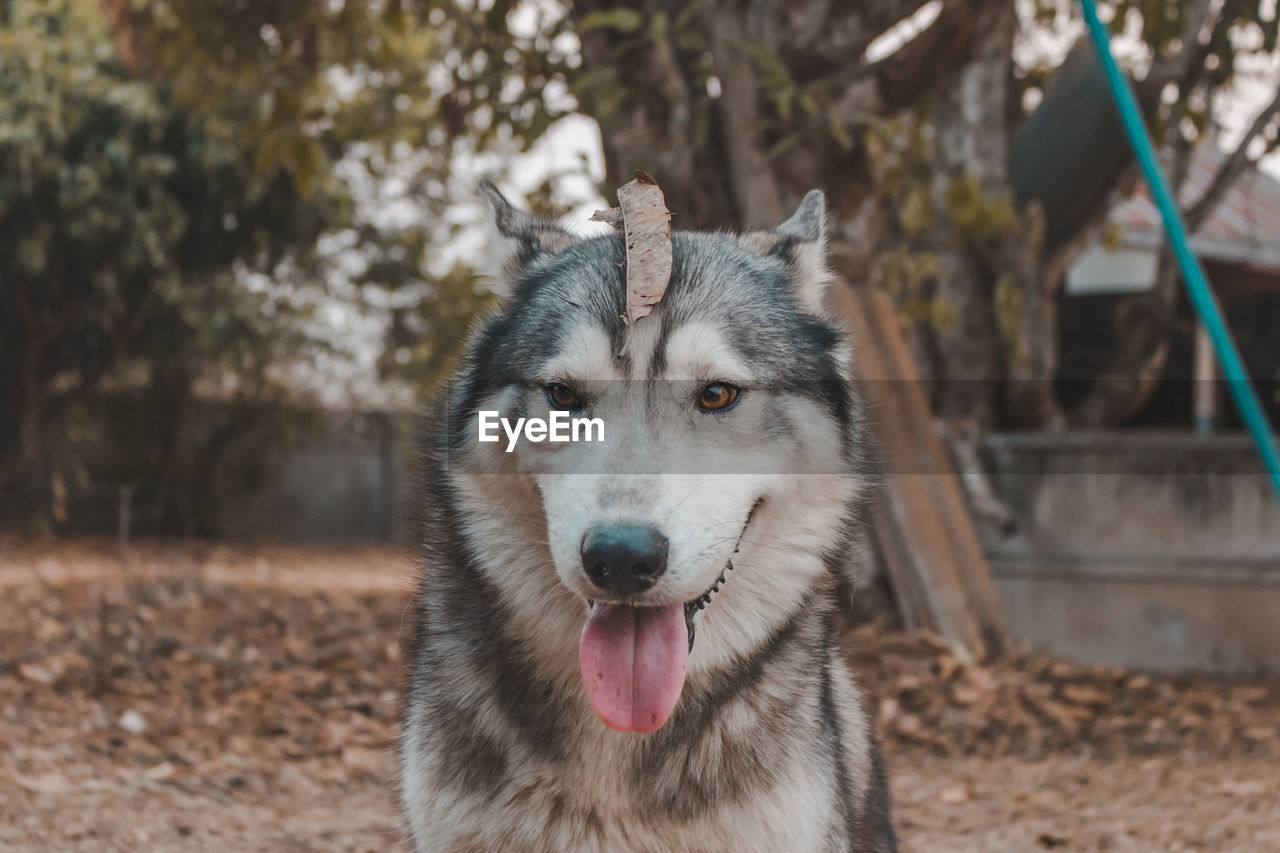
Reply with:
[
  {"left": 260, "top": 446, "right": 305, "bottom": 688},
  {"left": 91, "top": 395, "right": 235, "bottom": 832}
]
[
  {"left": 740, "top": 190, "right": 831, "bottom": 315},
  {"left": 479, "top": 179, "right": 580, "bottom": 297},
  {"left": 777, "top": 189, "right": 825, "bottom": 243}
]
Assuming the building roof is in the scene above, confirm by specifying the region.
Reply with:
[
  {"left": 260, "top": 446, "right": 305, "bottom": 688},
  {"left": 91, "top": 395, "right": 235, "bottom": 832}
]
[{"left": 1111, "top": 146, "right": 1280, "bottom": 271}]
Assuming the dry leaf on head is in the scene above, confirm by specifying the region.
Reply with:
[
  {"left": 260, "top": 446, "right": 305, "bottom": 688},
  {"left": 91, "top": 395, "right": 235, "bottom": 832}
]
[
  {"left": 589, "top": 207, "right": 623, "bottom": 230},
  {"left": 617, "top": 171, "right": 672, "bottom": 326}
]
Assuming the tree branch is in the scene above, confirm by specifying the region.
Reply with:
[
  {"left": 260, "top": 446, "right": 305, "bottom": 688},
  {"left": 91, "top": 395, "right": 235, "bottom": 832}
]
[
  {"left": 99, "top": 0, "right": 158, "bottom": 78},
  {"left": 1184, "top": 89, "right": 1280, "bottom": 231},
  {"left": 1160, "top": 0, "right": 1218, "bottom": 193},
  {"left": 699, "top": 0, "right": 784, "bottom": 226},
  {"left": 1147, "top": 0, "right": 1217, "bottom": 91},
  {"left": 771, "top": 0, "right": 944, "bottom": 81},
  {"left": 818, "top": 0, "right": 998, "bottom": 127}
]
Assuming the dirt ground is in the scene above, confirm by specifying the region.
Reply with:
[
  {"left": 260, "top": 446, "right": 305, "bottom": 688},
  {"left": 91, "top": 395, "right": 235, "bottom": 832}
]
[{"left": 1, "top": 537, "right": 1277, "bottom": 852}]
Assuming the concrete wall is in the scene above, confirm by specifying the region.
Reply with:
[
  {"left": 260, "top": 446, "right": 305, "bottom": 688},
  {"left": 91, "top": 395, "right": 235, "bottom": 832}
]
[
  {"left": 215, "top": 411, "right": 412, "bottom": 544},
  {"left": 12, "top": 403, "right": 418, "bottom": 544},
  {"left": 979, "top": 432, "right": 1280, "bottom": 674}
]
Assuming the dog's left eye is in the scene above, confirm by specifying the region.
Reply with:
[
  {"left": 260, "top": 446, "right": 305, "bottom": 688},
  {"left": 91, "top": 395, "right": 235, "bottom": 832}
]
[
  {"left": 696, "top": 382, "right": 741, "bottom": 412},
  {"left": 545, "top": 382, "right": 584, "bottom": 411}
]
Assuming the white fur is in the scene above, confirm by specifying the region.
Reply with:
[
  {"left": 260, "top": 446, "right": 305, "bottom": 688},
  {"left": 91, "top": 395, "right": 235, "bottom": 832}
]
[{"left": 404, "top": 189, "right": 876, "bottom": 852}]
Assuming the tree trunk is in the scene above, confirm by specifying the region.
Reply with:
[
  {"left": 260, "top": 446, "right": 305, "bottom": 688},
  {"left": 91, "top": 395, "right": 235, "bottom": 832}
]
[
  {"left": 567, "top": 0, "right": 1074, "bottom": 430},
  {"left": 571, "top": 0, "right": 996, "bottom": 232},
  {"left": 1067, "top": 247, "right": 1182, "bottom": 427},
  {"left": 919, "top": 3, "right": 1015, "bottom": 426},
  {"left": 150, "top": 363, "right": 192, "bottom": 535},
  {"left": 19, "top": 333, "right": 42, "bottom": 463},
  {"left": 12, "top": 285, "right": 45, "bottom": 464},
  {"left": 696, "top": 0, "right": 784, "bottom": 227},
  {"left": 994, "top": 207, "right": 1064, "bottom": 429}
]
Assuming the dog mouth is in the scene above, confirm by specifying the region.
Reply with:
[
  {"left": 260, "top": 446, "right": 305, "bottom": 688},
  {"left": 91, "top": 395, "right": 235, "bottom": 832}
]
[
  {"left": 682, "top": 497, "right": 763, "bottom": 651},
  {"left": 578, "top": 499, "right": 762, "bottom": 734}
]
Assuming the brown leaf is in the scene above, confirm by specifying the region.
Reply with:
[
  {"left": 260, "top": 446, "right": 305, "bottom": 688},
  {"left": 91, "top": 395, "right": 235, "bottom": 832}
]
[
  {"left": 14, "top": 772, "right": 75, "bottom": 795},
  {"left": 589, "top": 207, "right": 623, "bottom": 230},
  {"left": 1218, "top": 780, "right": 1271, "bottom": 797},
  {"left": 17, "top": 652, "right": 88, "bottom": 685},
  {"left": 142, "top": 762, "right": 175, "bottom": 781},
  {"left": 1060, "top": 683, "right": 1109, "bottom": 707},
  {"left": 617, "top": 171, "right": 672, "bottom": 326},
  {"left": 341, "top": 746, "right": 388, "bottom": 777},
  {"left": 19, "top": 660, "right": 63, "bottom": 685}
]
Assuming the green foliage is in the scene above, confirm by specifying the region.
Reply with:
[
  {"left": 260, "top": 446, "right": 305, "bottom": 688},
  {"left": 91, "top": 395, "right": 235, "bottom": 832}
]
[
  {"left": 6, "top": 0, "right": 1278, "bottom": 524},
  {"left": 870, "top": 247, "right": 952, "bottom": 332},
  {"left": 1, "top": 3, "right": 325, "bottom": 406},
  {"left": 0, "top": 0, "right": 489, "bottom": 531},
  {"left": 944, "top": 176, "right": 1017, "bottom": 243},
  {"left": 1032, "top": 0, "right": 1279, "bottom": 143},
  {"left": 135, "top": 0, "right": 439, "bottom": 189},
  {"left": 405, "top": 0, "right": 579, "bottom": 154},
  {"left": 992, "top": 273, "right": 1027, "bottom": 369},
  {"left": 378, "top": 263, "right": 497, "bottom": 392},
  {"left": 865, "top": 117, "right": 954, "bottom": 331},
  {"left": 577, "top": 8, "right": 646, "bottom": 34}
]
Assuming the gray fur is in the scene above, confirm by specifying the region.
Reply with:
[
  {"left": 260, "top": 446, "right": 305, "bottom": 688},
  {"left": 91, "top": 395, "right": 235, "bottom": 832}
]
[
  {"left": 401, "top": 187, "right": 896, "bottom": 852},
  {"left": 479, "top": 179, "right": 582, "bottom": 293},
  {"left": 778, "top": 189, "right": 827, "bottom": 242}
]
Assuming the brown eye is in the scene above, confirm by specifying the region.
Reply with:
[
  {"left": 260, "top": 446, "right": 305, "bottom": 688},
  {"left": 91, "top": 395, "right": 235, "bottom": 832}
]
[
  {"left": 546, "top": 382, "right": 583, "bottom": 411},
  {"left": 697, "top": 382, "right": 740, "bottom": 412}
]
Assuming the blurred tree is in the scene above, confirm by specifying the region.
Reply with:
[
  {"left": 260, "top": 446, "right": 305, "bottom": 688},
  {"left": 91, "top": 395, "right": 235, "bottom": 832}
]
[
  {"left": 1059, "top": 0, "right": 1280, "bottom": 426},
  {"left": 0, "top": 0, "right": 484, "bottom": 531},
  {"left": 5, "top": 0, "right": 1277, "bottom": 532},
  {"left": 375, "top": 0, "right": 1279, "bottom": 429}
]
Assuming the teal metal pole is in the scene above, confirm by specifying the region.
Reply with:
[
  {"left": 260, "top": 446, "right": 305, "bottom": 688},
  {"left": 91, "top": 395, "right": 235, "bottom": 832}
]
[{"left": 1078, "top": 0, "right": 1280, "bottom": 500}]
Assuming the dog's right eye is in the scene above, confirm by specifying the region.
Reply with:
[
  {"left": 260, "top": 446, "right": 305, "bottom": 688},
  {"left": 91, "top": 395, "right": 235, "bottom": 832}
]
[
  {"left": 696, "top": 382, "right": 741, "bottom": 412},
  {"left": 545, "top": 382, "right": 584, "bottom": 411}
]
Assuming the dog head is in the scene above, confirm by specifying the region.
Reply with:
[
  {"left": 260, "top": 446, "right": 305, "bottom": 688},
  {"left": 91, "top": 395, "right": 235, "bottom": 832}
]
[{"left": 443, "top": 182, "right": 863, "bottom": 731}]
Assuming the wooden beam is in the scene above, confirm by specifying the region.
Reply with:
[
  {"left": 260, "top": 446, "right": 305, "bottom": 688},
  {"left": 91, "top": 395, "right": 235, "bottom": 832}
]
[
  {"left": 830, "top": 282, "right": 1008, "bottom": 660},
  {"left": 1193, "top": 320, "right": 1217, "bottom": 435}
]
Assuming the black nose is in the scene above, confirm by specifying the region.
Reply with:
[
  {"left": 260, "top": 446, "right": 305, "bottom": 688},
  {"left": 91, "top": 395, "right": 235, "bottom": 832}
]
[{"left": 580, "top": 524, "right": 669, "bottom": 596}]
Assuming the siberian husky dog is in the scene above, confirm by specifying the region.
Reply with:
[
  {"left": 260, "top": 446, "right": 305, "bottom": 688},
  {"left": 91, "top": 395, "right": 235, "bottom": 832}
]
[{"left": 401, "top": 181, "right": 896, "bottom": 852}]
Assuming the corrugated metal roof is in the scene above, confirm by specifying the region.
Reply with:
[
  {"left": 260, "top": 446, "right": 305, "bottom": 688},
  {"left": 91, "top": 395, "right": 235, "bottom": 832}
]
[{"left": 1110, "top": 146, "right": 1280, "bottom": 271}]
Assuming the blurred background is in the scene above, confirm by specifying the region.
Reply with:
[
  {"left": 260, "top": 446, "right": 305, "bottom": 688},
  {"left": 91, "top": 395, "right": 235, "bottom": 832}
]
[
  {"left": 4, "top": 0, "right": 1279, "bottom": 665},
  {"left": 2, "top": 1, "right": 1280, "bottom": 849}
]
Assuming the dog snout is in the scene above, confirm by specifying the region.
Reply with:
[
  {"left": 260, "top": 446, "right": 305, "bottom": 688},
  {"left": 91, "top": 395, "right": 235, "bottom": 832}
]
[{"left": 580, "top": 523, "right": 669, "bottom": 596}]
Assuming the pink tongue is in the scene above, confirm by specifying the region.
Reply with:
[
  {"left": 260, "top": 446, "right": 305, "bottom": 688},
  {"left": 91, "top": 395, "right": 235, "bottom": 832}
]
[{"left": 579, "top": 602, "right": 689, "bottom": 733}]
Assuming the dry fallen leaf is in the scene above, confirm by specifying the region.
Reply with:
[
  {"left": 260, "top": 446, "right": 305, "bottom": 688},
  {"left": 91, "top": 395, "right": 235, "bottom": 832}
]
[
  {"left": 341, "top": 746, "right": 388, "bottom": 778},
  {"left": 1037, "top": 833, "right": 1070, "bottom": 849},
  {"left": 14, "top": 772, "right": 75, "bottom": 795},
  {"left": 143, "top": 762, "right": 175, "bottom": 781},
  {"left": 19, "top": 660, "right": 63, "bottom": 685},
  {"left": 589, "top": 207, "right": 623, "bottom": 230},
  {"left": 3, "top": 538, "right": 1280, "bottom": 850},
  {"left": 1217, "top": 780, "right": 1271, "bottom": 797},
  {"left": 616, "top": 171, "right": 672, "bottom": 326},
  {"left": 1060, "top": 683, "right": 1109, "bottom": 707}
]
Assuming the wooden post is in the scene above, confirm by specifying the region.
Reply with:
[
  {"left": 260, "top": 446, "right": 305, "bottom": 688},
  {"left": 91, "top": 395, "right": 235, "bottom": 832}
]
[
  {"left": 829, "top": 282, "right": 1008, "bottom": 661},
  {"left": 117, "top": 484, "right": 133, "bottom": 563},
  {"left": 1193, "top": 319, "right": 1216, "bottom": 435}
]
